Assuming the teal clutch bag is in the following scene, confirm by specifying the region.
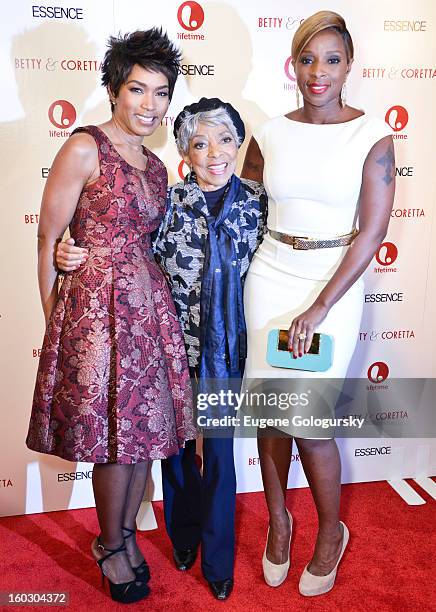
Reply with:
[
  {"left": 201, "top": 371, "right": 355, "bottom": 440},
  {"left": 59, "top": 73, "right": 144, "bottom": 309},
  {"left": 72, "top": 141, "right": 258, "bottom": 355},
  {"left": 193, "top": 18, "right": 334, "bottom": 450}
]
[{"left": 266, "top": 330, "right": 334, "bottom": 372}]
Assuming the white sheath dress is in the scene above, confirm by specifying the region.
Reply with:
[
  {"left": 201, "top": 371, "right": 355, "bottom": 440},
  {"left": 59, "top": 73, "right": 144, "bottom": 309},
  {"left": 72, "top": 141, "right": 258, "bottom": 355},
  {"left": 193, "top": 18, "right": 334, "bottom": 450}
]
[{"left": 244, "top": 114, "right": 391, "bottom": 405}]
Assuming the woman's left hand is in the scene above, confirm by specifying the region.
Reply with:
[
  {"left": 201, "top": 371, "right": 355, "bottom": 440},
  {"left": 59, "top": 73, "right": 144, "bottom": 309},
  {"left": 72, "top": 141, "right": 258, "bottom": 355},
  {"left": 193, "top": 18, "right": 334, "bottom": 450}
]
[{"left": 288, "top": 303, "right": 329, "bottom": 357}]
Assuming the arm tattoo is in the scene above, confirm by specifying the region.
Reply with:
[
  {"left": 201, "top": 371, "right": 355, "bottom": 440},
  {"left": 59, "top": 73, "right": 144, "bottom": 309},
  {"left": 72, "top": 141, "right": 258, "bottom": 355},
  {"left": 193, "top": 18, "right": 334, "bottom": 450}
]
[{"left": 376, "top": 143, "right": 395, "bottom": 186}]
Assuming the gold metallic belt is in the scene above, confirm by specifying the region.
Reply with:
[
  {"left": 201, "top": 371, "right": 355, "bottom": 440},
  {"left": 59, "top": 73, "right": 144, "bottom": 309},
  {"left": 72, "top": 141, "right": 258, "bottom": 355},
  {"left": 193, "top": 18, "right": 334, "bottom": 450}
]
[{"left": 268, "top": 228, "right": 358, "bottom": 250}]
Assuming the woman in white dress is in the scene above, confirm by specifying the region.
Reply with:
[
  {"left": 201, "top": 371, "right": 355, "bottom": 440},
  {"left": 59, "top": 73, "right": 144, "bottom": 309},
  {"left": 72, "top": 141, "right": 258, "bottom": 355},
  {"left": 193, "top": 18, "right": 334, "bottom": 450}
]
[{"left": 242, "top": 11, "right": 395, "bottom": 596}]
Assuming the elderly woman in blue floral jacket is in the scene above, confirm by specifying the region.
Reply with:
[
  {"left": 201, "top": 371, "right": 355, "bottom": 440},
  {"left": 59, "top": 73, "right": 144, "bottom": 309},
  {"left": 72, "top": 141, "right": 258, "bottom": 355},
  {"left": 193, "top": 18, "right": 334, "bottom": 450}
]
[
  {"left": 155, "top": 98, "right": 266, "bottom": 600},
  {"left": 55, "top": 97, "right": 267, "bottom": 601}
]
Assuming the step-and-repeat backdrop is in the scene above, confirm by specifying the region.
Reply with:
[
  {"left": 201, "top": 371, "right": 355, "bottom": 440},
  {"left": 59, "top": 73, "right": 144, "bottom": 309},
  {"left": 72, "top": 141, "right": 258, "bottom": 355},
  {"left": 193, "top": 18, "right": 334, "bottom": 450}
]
[{"left": 1, "top": 0, "right": 435, "bottom": 516}]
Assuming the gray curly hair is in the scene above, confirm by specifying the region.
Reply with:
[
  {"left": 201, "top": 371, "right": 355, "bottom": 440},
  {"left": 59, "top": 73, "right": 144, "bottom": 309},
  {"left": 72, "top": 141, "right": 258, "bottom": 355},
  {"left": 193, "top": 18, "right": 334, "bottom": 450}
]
[{"left": 175, "top": 107, "right": 242, "bottom": 156}]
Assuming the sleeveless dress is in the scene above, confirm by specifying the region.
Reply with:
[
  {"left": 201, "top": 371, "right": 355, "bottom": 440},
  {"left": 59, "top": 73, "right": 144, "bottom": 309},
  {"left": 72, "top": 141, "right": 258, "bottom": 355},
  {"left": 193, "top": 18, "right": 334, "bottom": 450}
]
[
  {"left": 243, "top": 115, "right": 391, "bottom": 435},
  {"left": 26, "top": 126, "right": 197, "bottom": 463}
]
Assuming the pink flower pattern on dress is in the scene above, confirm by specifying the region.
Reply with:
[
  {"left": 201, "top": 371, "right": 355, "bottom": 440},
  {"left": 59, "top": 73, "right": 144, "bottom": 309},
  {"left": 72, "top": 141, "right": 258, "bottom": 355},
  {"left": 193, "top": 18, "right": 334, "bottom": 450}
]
[{"left": 26, "top": 126, "right": 197, "bottom": 463}]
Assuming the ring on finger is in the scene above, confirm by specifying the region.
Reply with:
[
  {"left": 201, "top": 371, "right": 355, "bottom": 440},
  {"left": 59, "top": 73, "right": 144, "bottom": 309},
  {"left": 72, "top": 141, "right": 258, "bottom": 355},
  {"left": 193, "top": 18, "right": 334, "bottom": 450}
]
[{"left": 298, "top": 332, "right": 307, "bottom": 341}]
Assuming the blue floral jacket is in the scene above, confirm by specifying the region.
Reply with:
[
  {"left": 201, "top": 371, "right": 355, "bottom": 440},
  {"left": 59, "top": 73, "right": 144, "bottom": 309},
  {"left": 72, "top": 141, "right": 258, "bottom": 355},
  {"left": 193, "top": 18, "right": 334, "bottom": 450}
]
[{"left": 153, "top": 175, "right": 268, "bottom": 368}]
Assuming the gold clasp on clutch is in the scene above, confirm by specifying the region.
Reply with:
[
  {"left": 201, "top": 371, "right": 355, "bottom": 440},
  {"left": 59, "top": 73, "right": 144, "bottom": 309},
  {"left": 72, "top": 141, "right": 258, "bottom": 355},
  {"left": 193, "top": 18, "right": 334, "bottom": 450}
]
[{"left": 277, "top": 329, "right": 321, "bottom": 354}]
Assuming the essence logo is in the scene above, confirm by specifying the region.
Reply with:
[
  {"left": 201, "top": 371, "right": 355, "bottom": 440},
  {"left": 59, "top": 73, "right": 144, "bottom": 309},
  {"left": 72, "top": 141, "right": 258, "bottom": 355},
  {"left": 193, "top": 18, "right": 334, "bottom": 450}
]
[
  {"left": 367, "top": 362, "right": 390, "bottom": 384},
  {"left": 373, "top": 242, "right": 398, "bottom": 273},
  {"left": 385, "top": 105, "right": 409, "bottom": 140},
  {"left": 48, "top": 100, "right": 76, "bottom": 138},
  {"left": 58, "top": 470, "right": 93, "bottom": 482},
  {"left": 383, "top": 20, "right": 427, "bottom": 32},
  {"left": 395, "top": 166, "right": 414, "bottom": 177},
  {"left": 32, "top": 5, "right": 84, "bottom": 19},
  {"left": 179, "top": 64, "right": 214, "bottom": 76},
  {"left": 355, "top": 446, "right": 392, "bottom": 457},
  {"left": 178, "top": 160, "right": 190, "bottom": 180},
  {"left": 364, "top": 292, "right": 403, "bottom": 304},
  {"left": 177, "top": 1, "right": 205, "bottom": 39}
]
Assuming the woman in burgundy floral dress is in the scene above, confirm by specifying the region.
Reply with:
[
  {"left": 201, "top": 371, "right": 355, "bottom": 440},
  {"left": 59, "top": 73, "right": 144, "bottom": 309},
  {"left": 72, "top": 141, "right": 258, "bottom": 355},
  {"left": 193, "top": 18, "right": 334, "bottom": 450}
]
[{"left": 26, "top": 29, "right": 196, "bottom": 603}]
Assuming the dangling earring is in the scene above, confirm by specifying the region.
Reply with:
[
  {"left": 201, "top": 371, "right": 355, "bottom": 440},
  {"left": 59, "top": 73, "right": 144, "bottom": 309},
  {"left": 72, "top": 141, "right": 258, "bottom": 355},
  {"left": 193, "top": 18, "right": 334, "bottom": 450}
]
[
  {"left": 340, "top": 82, "right": 347, "bottom": 108},
  {"left": 189, "top": 165, "right": 197, "bottom": 182},
  {"left": 296, "top": 86, "right": 300, "bottom": 109}
]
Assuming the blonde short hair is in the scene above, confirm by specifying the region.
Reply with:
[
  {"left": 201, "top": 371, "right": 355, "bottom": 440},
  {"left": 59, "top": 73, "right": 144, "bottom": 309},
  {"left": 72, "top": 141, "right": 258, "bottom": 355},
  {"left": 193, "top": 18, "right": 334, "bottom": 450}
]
[{"left": 292, "top": 11, "right": 354, "bottom": 63}]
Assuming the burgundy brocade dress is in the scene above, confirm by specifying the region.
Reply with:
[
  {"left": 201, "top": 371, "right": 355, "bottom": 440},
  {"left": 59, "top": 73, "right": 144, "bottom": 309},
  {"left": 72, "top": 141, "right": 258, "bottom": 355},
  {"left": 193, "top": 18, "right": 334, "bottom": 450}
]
[{"left": 26, "top": 126, "right": 197, "bottom": 463}]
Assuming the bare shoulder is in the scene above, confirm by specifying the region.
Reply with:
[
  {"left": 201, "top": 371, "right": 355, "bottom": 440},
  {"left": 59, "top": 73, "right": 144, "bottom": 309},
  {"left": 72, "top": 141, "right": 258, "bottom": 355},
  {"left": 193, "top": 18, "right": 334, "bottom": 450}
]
[
  {"left": 60, "top": 131, "right": 98, "bottom": 161},
  {"left": 363, "top": 135, "right": 395, "bottom": 191},
  {"left": 365, "top": 134, "right": 394, "bottom": 169},
  {"left": 51, "top": 131, "right": 98, "bottom": 178}
]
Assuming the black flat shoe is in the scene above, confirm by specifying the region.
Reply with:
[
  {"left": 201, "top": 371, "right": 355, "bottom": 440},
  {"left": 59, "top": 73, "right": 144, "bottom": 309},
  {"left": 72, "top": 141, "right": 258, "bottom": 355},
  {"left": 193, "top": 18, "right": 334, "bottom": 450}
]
[
  {"left": 173, "top": 547, "right": 198, "bottom": 571},
  {"left": 208, "top": 578, "right": 234, "bottom": 600},
  {"left": 94, "top": 538, "right": 150, "bottom": 604},
  {"left": 122, "top": 526, "right": 151, "bottom": 582}
]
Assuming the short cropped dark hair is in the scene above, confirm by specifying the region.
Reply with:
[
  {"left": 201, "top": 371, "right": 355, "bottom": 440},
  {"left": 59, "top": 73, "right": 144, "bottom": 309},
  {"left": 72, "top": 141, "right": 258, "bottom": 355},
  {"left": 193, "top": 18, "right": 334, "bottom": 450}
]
[{"left": 101, "top": 28, "right": 181, "bottom": 111}]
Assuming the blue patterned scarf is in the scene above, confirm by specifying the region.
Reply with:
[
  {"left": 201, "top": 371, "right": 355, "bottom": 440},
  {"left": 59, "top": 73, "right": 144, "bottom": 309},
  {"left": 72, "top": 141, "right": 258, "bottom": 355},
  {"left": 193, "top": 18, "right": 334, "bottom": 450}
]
[{"left": 197, "top": 174, "right": 246, "bottom": 381}]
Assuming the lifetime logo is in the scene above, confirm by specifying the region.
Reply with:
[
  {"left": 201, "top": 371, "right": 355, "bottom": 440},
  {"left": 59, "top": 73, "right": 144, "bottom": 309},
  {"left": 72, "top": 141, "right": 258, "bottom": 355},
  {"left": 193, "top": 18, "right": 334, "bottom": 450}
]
[
  {"left": 177, "top": 1, "right": 204, "bottom": 31},
  {"left": 376, "top": 242, "right": 398, "bottom": 266},
  {"left": 178, "top": 160, "right": 191, "bottom": 181},
  {"left": 374, "top": 241, "right": 398, "bottom": 273},
  {"left": 48, "top": 99, "right": 76, "bottom": 129},
  {"left": 385, "top": 105, "right": 409, "bottom": 140},
  {"left": 367, "top": 362, "right": 390, "bottom": 384},
  {"left": 284, "top": 56, "right": 296, "bottom": 81}
]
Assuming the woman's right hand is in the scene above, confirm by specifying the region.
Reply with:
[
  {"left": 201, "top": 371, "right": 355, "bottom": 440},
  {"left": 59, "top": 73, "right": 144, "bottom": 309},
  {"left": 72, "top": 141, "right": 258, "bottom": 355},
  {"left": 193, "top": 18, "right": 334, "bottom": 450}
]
[{"left": 57, "top": 237, "right": 88, "bottom": 272}]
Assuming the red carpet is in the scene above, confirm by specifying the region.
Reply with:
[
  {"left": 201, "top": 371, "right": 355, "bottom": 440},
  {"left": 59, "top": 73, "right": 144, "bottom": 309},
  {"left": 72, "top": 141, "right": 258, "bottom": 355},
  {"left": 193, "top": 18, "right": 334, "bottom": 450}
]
[{"left": 0, "top": 481, "right": 434, "bottom": 611}]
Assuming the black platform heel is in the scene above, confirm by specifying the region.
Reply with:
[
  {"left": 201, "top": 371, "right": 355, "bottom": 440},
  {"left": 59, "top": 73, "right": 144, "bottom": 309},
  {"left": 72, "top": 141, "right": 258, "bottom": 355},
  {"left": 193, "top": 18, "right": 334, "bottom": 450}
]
[
  {"left": 95, "top": 538, "right": 150, "bottom": 603},
  {"left": 122, "top": 526, "right": 151, "bottom": 582}
]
